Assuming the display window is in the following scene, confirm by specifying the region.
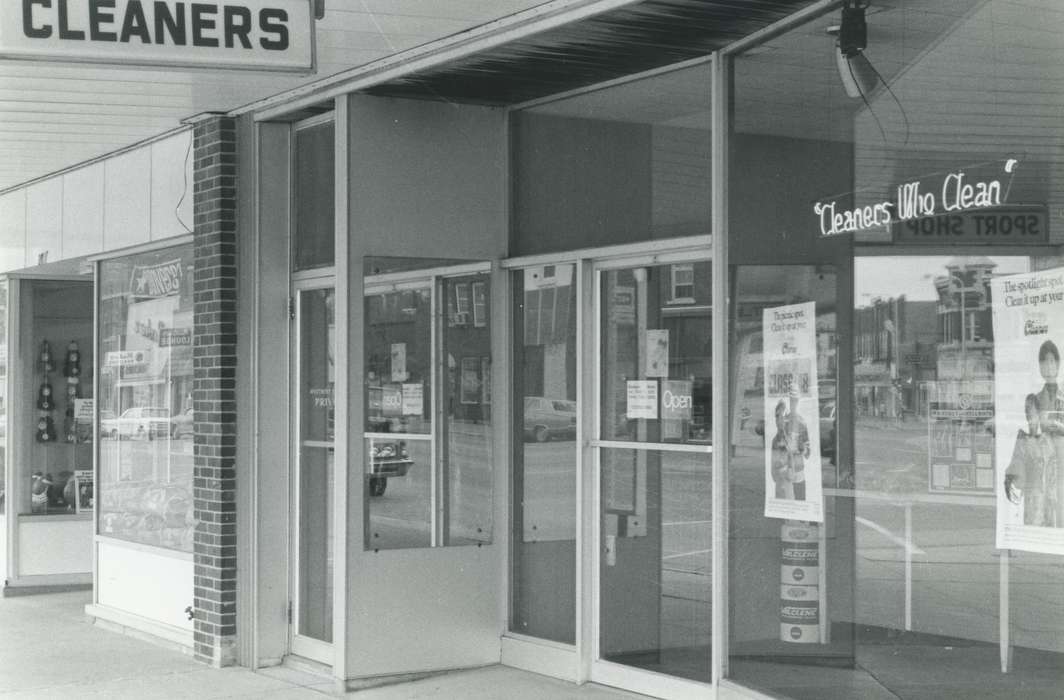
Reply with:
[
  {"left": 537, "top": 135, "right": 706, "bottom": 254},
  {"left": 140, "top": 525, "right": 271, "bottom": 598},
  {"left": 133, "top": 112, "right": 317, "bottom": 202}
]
[
  {"left": 726, "top": 1, "right": 1064, "bottom": 697},
  {"left": 97, "top": 245, "right": 194, "bottom": 552},
  {"left": 14, "top": 279, "right": 93, "bottom": 517}
]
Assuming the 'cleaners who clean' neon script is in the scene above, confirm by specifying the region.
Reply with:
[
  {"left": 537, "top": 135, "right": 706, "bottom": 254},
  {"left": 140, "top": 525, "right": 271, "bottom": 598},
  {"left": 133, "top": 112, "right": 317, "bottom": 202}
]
[{"left": 814, "top": 159, "right": 1020, "bottom": 237}]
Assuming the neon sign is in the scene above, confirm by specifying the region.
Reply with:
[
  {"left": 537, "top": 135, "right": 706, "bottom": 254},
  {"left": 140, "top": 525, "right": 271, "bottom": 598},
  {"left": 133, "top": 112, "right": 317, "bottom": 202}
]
[{"left": 815, "top": 159, "right": 1020, "bottom": 237}]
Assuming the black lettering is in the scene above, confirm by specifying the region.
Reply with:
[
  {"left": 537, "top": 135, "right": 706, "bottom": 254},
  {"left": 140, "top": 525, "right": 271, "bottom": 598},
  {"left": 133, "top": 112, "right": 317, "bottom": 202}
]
[
  {"left": 984, "top": 215, "right": 997, "bottom": 236},
  {"left": 23, "top": 0, "right": 52, "bottom": 39},
  {"left": 974, "top": 215, "right": 986, "bottom": 236},
  {"left": 120, "top": 0, "right": 151, "bottom": 43},
  {"left": 89, "top": 0, "right": 117, "bottom": 41},
  {"left": 950, "top": 215, "right": 963, "bottom": 235},
  {"left": 191, "top": 3, "right": 218, "bottom": 47},
  {"left": 154, "top": 1, "right": 186, "bottom": 45},
  {"left": 58, "top": 0, "right": 85, "bottom": 40},
  {"left": 1000, "top": 215, "right": 1013, "bottom": 236},
  {"left": 259, "top": 8, "right": 288, "bottom": 50},
  {"left": 224, "top": 6, "right": 252, "bottom": 48},
  {"left": 1028, "top": 215, "right": 1041, "bottom": 237}
]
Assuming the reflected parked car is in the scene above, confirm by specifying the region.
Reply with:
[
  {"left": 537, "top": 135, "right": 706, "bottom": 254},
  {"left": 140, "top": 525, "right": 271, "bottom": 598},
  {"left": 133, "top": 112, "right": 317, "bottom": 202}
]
[
  {"left": 523, "top": 396, "right": 577, "bottom": 442},
  {"left": 101, "top": 407, "right": 171, "bottom": 440}
]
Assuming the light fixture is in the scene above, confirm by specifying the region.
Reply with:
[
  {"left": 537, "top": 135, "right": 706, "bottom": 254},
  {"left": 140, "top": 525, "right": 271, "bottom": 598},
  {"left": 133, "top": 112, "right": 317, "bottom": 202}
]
[
  {"left": 828, "top": 1, "right": 877, "bottom": 99},
  {"left": 835, "top": 48, "right": 879, "bottom": 99}
]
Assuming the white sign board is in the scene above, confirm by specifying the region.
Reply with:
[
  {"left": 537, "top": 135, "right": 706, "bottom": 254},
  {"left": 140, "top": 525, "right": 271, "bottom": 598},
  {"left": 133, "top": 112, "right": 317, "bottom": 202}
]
[
  {"left": 763, "top": 302, "right": 823, "bottom": 523},
  {"left": 626, "top": 380, "right": 658, "bottom": 420},
  {"left": 2, "top": 1, "right": 315, "bottom": 72},
  {"left": 991, "top": 266, "right": 1064, "bottom": 555},
  {"left": 401, "top": 383, "right": 423, "bottom": 417}
]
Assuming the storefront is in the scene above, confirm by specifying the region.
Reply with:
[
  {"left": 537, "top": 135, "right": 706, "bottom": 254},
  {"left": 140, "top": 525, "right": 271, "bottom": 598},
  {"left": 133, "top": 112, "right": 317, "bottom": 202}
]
[
  {"left": 0, "top": 129, "right": 193, "bottom": 644},
  {"left": 218, "top": 1, "right": 1064, "bottom": 697},
  {"left": 2, "top": 0, "right": 1064, "bottom": 698}
]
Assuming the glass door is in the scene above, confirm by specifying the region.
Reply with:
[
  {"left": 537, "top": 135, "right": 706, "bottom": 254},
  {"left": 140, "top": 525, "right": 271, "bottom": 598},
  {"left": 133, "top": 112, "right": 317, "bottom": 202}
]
[
  {"left": 591, "top": 258, "right": 713, "bottom": 697},
  {"left": 290, "top": 281, "right": 335, "bottom": 663}
]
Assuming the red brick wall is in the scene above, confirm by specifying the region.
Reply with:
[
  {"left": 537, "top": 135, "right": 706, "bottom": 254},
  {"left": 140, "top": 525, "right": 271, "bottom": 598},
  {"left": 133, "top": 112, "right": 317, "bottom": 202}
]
[{"left": 191, "top": 115, "right": 239, "bottom": 666}]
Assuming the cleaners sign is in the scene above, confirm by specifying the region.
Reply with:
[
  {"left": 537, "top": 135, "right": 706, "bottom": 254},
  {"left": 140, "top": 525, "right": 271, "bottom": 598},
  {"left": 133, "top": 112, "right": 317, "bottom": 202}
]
[
  {"left": 2, "top": 1, "right": 315, "bottom": 71},
  {"left": 814, "top": 159, "right": 1034, "bottom": 240}
]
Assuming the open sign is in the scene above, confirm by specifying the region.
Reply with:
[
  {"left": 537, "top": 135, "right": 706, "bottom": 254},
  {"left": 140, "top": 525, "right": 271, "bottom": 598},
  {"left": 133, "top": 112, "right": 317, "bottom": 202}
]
[{"left": 662, "top": 380, "right": 693, "bottom": 420}]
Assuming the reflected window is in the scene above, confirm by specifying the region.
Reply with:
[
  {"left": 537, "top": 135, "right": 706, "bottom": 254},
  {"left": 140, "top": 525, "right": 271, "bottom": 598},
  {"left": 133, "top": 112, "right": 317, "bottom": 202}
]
[
  {"left": 97, "top": 245, "right": 195, "bottom": 552},
  {"left": 363, "top": 261, "right": 492, "bottom": 550}
]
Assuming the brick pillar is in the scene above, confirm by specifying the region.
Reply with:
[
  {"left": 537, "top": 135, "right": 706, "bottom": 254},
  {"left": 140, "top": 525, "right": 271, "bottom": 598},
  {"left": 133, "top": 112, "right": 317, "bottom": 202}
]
[{"left": 190, "top": 115, "right": 239, "bottom": 667}]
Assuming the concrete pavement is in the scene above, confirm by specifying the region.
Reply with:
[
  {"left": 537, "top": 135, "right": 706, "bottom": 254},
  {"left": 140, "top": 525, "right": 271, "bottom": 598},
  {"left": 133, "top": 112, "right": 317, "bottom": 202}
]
[{"left": 0, "top": 591, "right": 650, "bottom": 699}]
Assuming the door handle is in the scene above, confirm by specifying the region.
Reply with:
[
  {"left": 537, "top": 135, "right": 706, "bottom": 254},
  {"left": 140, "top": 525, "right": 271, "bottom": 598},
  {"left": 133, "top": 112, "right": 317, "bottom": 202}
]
[{"left": 605, "top": 534, "right": 617, "bottom": 567}]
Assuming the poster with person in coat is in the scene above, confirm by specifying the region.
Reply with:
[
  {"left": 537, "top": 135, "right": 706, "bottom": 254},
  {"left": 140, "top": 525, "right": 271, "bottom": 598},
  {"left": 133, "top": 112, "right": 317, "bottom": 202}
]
[
  {"left": 991, "top": 267, "right": 1064, "bottom": 555},
  {"left": 763, "top": 302, "right": 823, "bottom": 523}
]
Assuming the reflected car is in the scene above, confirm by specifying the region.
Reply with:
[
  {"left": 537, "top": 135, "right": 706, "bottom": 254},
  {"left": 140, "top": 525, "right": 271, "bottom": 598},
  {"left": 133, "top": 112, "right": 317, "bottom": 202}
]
[
  {"left": 102, "top": 407, "right": 171, "bottom": 440},
  {"left": 367, "top": 439, "right": 413, "bottom": 497},
  {"left": 523, "top": 396, "right": 577, "bottom": 442},
  {"left": 170, "top": 407, "right": 194, "bottom": 439}
]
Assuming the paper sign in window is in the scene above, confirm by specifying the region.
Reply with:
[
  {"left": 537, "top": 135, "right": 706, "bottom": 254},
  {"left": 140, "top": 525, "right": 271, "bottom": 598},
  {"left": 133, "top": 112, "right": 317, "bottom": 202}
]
[{"left": 627, "top": 380, "right": 658, "bottom": 419}]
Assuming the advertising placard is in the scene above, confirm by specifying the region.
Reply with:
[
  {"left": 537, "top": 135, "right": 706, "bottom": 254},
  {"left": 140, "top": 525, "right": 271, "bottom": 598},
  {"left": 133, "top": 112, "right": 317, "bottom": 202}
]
[
  {"left": 645, "top": 329, "right": 669, "bottom": 377},
  {"left": 927, "top": 379, "right": 995, "bottom": 493},
  {"left": 991, "top": 266, "right": 1064, "bottom": 554},
  {"left": 401, "top": 383, "right": 423, "bottom": 416},
  {"left": 763, "top": 302, "right": 823, "bottom": 522}
]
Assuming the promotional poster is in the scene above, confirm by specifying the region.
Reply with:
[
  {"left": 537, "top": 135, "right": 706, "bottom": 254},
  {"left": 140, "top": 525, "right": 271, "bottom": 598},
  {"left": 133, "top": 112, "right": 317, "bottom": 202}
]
[
  {"left": 991, "top": 266, "right": 1064, "bottom": 555},
  {"left": 763, "top": 302, "right": 823, "bottom": 522}
]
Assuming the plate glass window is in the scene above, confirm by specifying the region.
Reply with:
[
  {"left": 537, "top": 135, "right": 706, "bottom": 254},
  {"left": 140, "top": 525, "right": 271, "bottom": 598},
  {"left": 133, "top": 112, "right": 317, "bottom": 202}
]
[{"left": 97, "top": 245, "right": 195, "bottom": 552}]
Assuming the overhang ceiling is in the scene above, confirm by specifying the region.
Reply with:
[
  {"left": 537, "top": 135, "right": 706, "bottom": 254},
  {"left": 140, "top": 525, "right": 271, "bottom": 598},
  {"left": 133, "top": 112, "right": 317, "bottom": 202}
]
[
  {"left": 0, "top": 0, "right": 818, "bottom": 192},
  {"left": 363, "top": 0, "right": 816, "bottom": 104}
]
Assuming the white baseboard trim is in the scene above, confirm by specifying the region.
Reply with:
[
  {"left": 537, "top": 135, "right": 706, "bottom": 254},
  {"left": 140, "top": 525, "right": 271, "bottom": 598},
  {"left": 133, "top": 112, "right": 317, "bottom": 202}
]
[
  {"left": 85, "top": 603, "right": 194, "bottom": 654},
  {"left": 500, "top": 635, "right": 579, "bottom": 683}
]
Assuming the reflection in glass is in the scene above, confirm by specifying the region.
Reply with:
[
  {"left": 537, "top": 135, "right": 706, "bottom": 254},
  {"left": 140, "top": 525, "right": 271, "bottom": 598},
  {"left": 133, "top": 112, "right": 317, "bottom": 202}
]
[
  {"left": 366, "top": 438, "right": 431, "bottom": 550},
  {"left": 97, "top": 245, "right": 195, "bottom": 552},
  {"left": 364, "top": 286, "right": 432, "bottom": 435},
  {"left": 296, "top": 288, "right": 334, "bottom": 643},
  {"left": 511, "top": 265, "right": 578, "bottom": 642},
  {"left": 443, "top": 275, "right": 493, "bottom": 546},
  {"left": 600, "top": 263, "right": 711, "bottom": 444},
  {"left": 853, "top": 255, "right": 1064, "bottom": 695},
  {"left": 599, "top": 447, "right": 712, "bottom": 682}
]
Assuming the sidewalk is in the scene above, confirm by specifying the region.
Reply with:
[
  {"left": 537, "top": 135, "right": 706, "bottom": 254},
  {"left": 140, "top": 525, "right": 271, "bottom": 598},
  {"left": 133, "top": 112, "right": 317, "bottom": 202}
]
[{"left": 0, "top": 591, "right": 649, "bottom": 699}]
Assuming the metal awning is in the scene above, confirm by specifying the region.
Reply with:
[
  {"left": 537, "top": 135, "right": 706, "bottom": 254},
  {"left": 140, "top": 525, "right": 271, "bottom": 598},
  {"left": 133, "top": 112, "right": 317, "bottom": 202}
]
[{"left": 362, "top": 0, "right": 816, "bottom": 105}]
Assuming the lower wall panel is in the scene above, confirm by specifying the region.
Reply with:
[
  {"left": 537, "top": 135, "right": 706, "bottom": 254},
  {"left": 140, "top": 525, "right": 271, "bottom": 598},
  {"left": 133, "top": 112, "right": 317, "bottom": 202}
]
[
  {"left": 19, "top": 516, "right": 92, "bottom": 576},
  {"left": 97, "top": 538, "right": 194, "bottom": 632}
]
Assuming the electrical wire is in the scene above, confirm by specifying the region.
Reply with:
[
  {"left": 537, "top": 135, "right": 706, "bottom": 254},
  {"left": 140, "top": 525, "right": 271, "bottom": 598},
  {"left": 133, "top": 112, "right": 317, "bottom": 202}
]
[
  {"left": 174, "top": 131, "right": 193, "bottom": 235},
  {"left": 862, "top": 52, "right": 911, "bottom": 148},
  {"left": 848, "top": 55, "right": 887, "bottom": 143}
]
